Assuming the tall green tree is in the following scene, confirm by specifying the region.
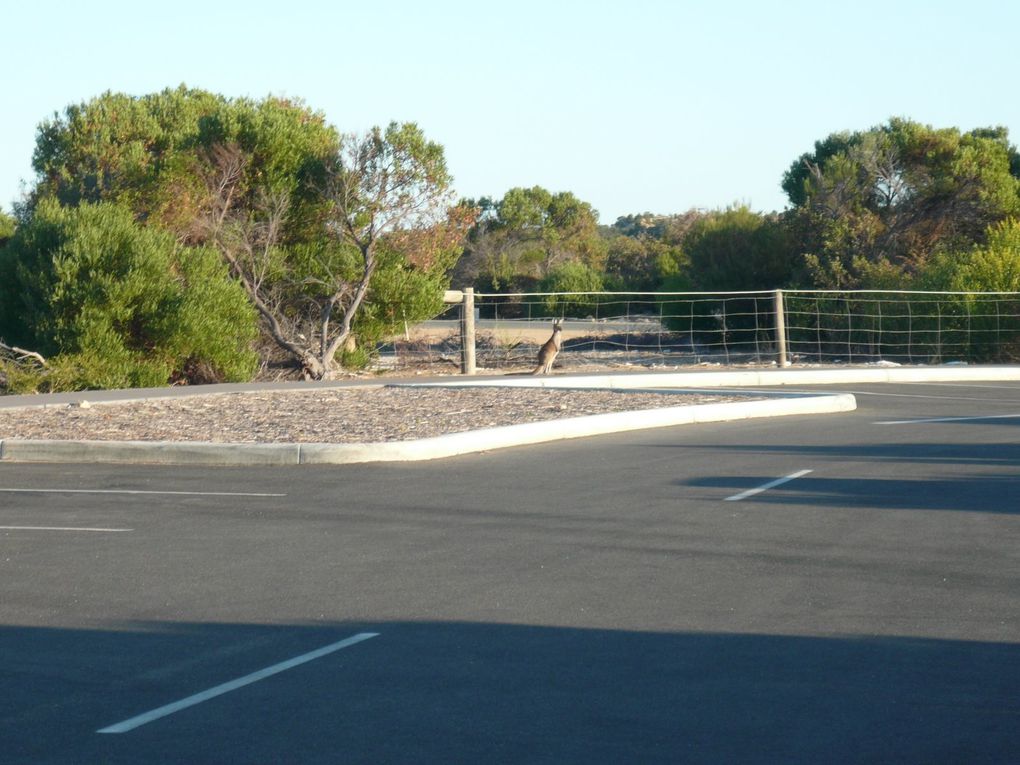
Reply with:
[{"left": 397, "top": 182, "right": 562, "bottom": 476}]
[
  {"left": 603, "top": 210, "right": 701, "bottom": 291},
  {"left": 684, "top": 206, "right": 792, "bottom": 291},
  {"left": 539, "top": 260, "right": 605, "bottom": 316},
  {"left": 26, "top": 88, "right": 468, "bottom": 377},
  {"left": 32, "top": 87, "right": 223, "bottom": 213},
  {"left": 602, "top": 234, "right": 678, "bottom": 291},
  {"left": 201, "top": 122, "right": 464, "bottom": 378},
  {"left": 30, "top": 86, "right": 338, "bottom": 238},
  {"left": 783, "top": 118, "right": 1020, "bottom": 287},
  {"left": 454, "top": 186, "right": 605, "bottom": 290}
]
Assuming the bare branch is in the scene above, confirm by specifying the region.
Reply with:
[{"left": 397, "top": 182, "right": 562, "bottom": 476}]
[
  {"left": 194, "top": 124, "right": 454, "bottom": 380},
  {"left": 0, "top": 341, "right": 48, "bottom": 368}
]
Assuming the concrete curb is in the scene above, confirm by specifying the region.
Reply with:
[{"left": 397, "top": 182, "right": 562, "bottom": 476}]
[
  {"left": 418, "top": 365, "right": 1020, "bottom": 389},
  {"left": 297, "top": 393, "right": 857, "bottom": 465},
  {"left": 0, "top": 439, "right": 302, "bottom": 466},
  {"left": 0, "top": 390, "right": 856, "bottom": 466},
  {"left": 5, "top": 363, "right": 1019, "bottom": 466}
]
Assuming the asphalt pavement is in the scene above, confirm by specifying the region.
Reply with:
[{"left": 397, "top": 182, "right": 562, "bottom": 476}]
[{"left": 2, "top": 379, "right": 1019, "bottom": 763}]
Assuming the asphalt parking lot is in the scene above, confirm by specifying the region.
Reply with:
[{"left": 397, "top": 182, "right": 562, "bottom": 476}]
[{"left": 2, "top": 381, "right": 1019, "bottom": 763}]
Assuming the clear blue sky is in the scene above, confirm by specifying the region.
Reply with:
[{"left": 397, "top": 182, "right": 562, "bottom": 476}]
[{"left": 4, "top": 0, "right": 1019, "bottom": 223}]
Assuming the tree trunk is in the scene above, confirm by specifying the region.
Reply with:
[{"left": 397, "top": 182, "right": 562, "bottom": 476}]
[{"left": 319, "top": 244, "right": 377, "bottom": 370}]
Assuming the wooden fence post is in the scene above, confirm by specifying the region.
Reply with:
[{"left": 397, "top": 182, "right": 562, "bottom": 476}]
[
  {"left": 774, "top": 289, "right": 790, "bottom": 367},
  {"left": 461, "top": 287, "right": 476, "bottom": 375}
]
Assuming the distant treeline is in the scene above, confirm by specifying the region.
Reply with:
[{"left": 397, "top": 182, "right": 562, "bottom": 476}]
[
  {"left": 453, "top": 118, "right": 1020, "bottom": 310},
  {"left": 2, "top": 87, "right": 1018, "bottom": 391}
]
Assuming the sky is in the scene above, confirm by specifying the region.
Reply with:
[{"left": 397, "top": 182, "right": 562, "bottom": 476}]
[{"left": 4, "top": 0, "right": 1019, "bottom": 224}]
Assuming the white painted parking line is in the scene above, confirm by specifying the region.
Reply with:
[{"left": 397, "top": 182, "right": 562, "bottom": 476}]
[
  {"left": 0, "top": 488, "right": 285, "bottom": 497},
  {"left": 841, "top": 389, "right": 1020, "bottom": 405},
  {"left": 0, "top": 526, "right": 132, "bottom": 532},
  {"left": 724, "top": 470, "right": 813, "bottom": 502},
  {"left": 898, "top": 381, "right": 1020, "bottom": 390},
  {"left": 875, "top": 413, "right": 1020, "bottom": 425},
  {"left": 97, "top": 632, "right": 379, "bottom": 734}
]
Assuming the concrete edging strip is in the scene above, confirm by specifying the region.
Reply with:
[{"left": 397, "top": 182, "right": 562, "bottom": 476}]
[
  {"left": 297, "top": 393, "right": 856, "bottom": 464},
  {"left": 417, "top": 365, "right": 1020, "bottom": 389},
  {"left": 0, "top": 392, "right": 856, "bottom": 466},
  {"left": 6, "top": 363, "right": 1020, "bottom": 465},
  {"left": 0, "top": 439, "right": 302, "bottom": 466}
]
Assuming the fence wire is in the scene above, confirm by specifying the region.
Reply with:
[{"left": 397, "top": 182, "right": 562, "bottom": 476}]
[
  {"left": 375, "top": 290, "right": 1020, "bottom": 372},
  {"left": 784, "top": 290, "right": 1020, "bottom": 364}
]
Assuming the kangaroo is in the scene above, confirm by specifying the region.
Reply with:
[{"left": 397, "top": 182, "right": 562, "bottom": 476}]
[{"left": 532, "top": 320, "right": 563, "bottom": 375}]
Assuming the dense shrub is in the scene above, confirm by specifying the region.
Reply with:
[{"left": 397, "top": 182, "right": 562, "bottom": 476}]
[
  {"left": 0, "top": 200, "right": 258, "bottom": 390},
  {"left": 538, "top": 261, "right": 605, "bottom": 317},
  {"left": 916, "top": 219, "right": 1020, "bottom": 361}
]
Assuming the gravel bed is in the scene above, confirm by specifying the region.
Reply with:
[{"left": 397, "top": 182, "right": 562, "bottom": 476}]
[{"left": 0, "top": 386, "right": 752, "bottom": 443}]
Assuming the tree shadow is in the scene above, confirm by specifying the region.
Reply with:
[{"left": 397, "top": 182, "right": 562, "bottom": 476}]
[
  {"left": 2, "top": 619, "right": 1018, "bottom": 764},
  {"left": 684, "top": 472, "right": 1020, "bottom": 514},
  {"left": 653, "top": 439, "right": 1020, "bottom": 467}
]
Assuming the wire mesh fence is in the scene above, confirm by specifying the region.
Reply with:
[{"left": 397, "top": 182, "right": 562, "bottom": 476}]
[
  {"left": 375, "top": 290, "right": 1020, "bottom": 373},
  {"left": 784, "top": 291, "right": 1020, "bottom": 364}
]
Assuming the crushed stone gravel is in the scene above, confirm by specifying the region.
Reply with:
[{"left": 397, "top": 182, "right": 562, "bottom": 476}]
[{"left": 0, "top": 386, "right": 754, "bottom": 443}]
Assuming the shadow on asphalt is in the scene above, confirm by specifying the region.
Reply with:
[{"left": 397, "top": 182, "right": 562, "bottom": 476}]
[
  {"left": 682, "top": 472, "right": 1020, "bottom": 514},
  {"left": 3, "top": 620, "right": 1017, "bottom": 764},
  {"left": 655, "top": 439, "right": 1020, "bottom": 467}
]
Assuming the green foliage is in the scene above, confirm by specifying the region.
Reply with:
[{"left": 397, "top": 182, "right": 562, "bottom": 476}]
[
  {"left": 32, "top": 87, "right": 221, "bottom": 212},
  {"left": 785, "top": 118, "right": 1020, "bottom": 287},
  {"left": 658, "top": 272, "right": 696, "bottom": 293},
  {"left": 656, "top": 272, "right": 723, "bottom": 336},
  {"left": 538, "top": 261, "right": 604, "bottom": 317},
  {"left": 27, "top": 91, "right": 1020, "bottom": 377},
  {"left": 603, "top": 231, "right": 687, "bottom": 291},
  {"left": 293, "top": 121, "right": 459, "bottom": 374},
  {"left": 781, "top": 131, "right": 857, "bottom": 207},
  {"left": 30, "top": 86, "right": 339, "bottom": 241},
  {"left": 0, "top": 208, "right": 15, "bottom": 243},
  {"left": 788, "top": 221, "right": 1020, "bottom": 365},
  {"left": 0, "top": 352, "right": 48, "bottom": 394},
  {"left": 923, "top": 219, "right": 1020, "bottom": 292},
  {"left": 913, "top": 219, "right": 1020, "bottom": 361},
  {"left": 803, "top": 253, "right": 908, "bottom": 290},
  {"left": 655, "top": 272, "right": 695, "bottom": 333},
  {"left": 350, "top": 245, "right": 452, "bottom": 354},
  {"left": 0, "top": 365, "right": 41, "bottom": 394},
  {"left": 455, "top": 186, "right": 606, "bottom": 290},
  {"left": 684, "top": 206, "right": 792, "bottom": 291},
  {"left": 24, "top": 89, "right": 466, "bottom": 378},
  {"left": 0, "top": 200, "right": 257, "bottom": 390}
]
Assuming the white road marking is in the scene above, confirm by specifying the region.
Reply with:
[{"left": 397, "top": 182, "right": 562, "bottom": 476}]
[
  {"left": 897, "top": 382, "right": 1020, "bottom": 390},
  {"left": 0, "top": 488, "right": 285, "bottom": 497},
  {"left": 97, "top": 632, "right": 379, "bottom": 734},
  {"left": 724, "top": 470, "right": 813, "bottom": 502},
  {"left": 875, "top": 414, "right": 1020, "bottom": 425},
  {"left": 790, "top": 388, "right": 1020, "bottom": 405},
  {"left": 0, "top": 525, "right": 132, "bottom": 532}
]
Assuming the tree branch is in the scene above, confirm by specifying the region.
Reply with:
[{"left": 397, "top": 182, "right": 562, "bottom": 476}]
[{"left": 0, "top": 341, "right": 48, "bottom": 368}]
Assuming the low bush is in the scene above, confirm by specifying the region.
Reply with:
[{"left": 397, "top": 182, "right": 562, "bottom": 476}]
[{"left": 0, "top": 200, "right": 258, "bottom": 390}]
